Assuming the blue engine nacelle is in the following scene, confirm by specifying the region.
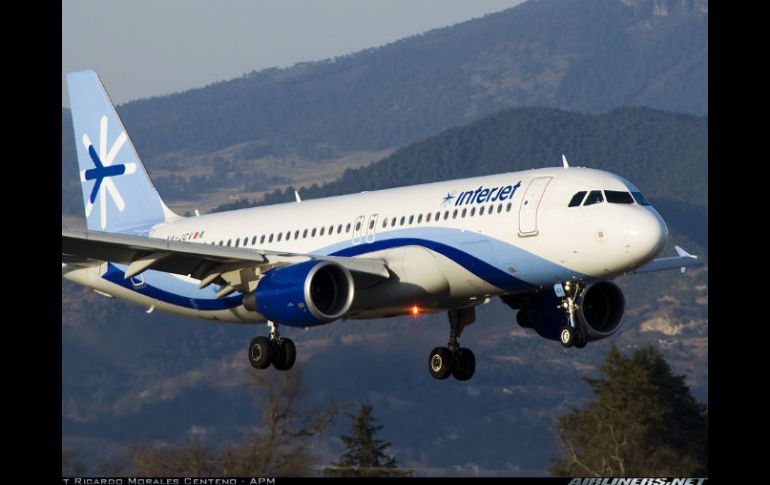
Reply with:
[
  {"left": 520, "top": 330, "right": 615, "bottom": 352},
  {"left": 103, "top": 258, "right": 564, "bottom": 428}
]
[
  {"left": 515, "top": 281, "right": 625, "bottom": 343},
  {"left": 243, "top": 260, "right": 355, "bottom": 326}
]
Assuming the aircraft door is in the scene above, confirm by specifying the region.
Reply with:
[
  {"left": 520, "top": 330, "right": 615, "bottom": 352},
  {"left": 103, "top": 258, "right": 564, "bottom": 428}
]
[
  {"left": 352, "top": 215, "right": 366, "bottom": 244},
  {"left": 518, "top": 177, "right": 553, "bottom": 237},
  {"left": 365, "top": 214, "right": 379, "bottom": 243}
]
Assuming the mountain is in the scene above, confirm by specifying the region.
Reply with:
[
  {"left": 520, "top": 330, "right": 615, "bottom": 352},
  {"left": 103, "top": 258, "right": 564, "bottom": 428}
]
[{"left": 62, "top": 0, "right": 707, "bottom": 215}]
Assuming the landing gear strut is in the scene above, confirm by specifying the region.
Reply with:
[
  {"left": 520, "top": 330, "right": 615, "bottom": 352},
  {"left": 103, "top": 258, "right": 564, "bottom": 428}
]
[
  {"left": 429, "top": 307, "right": 476, "bottom": 381},
  {"left": 558, "top": 281, "right": 588, "bottom": 348},
  {"left": 248, "top": 321, "right": 297, "bottom": 371}
]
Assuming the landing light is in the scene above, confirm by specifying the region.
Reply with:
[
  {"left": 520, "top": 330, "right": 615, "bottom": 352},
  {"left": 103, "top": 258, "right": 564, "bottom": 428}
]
[{"left": 410, "top": 305, "right": 421, "bottom": 316}]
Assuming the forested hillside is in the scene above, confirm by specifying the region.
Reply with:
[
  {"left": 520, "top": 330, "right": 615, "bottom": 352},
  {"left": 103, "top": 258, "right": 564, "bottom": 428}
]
[{"left": 63, "top": 0, "right": 707, "bottom": 215}]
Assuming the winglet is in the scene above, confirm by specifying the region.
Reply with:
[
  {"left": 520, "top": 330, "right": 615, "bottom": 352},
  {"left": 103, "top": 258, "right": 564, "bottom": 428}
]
[
  {"left": 562, "top": 154, "right": 569, "bottom": 169},
  {"left": 674, "top": 245, "right": 696, "bottom": 259}
]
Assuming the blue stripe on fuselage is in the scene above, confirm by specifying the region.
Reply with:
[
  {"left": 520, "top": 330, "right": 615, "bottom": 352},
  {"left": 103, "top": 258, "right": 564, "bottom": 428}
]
[{"left": 100, "top": 227, "right": 582, "bottom": 311}]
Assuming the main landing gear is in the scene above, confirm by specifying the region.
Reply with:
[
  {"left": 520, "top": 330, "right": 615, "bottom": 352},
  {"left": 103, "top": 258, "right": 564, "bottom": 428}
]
[
  {"left": 558, "top": 281, "right": 587, "bottom": 349},
  {"left": 248, "top": 321, "right": 297, "bottom": 371},
  {"left": 429, "top": 307, "right": 477, "bottom": 381}
]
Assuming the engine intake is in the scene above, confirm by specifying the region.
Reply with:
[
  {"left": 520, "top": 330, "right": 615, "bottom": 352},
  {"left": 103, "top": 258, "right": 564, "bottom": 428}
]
[{"left": 244, "top": 260, "right": 354, "bottom": 326}]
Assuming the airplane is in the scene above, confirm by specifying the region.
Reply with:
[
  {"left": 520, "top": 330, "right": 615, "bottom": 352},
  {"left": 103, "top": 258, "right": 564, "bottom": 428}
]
[{"left": 62, "top": 70, "right": 701, "bottom": 381}]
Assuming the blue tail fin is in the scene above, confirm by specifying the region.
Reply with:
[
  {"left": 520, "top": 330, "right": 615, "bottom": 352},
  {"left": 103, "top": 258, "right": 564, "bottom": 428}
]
[{"left": 66, "top": 70, "right": 179, "bottom": 234}]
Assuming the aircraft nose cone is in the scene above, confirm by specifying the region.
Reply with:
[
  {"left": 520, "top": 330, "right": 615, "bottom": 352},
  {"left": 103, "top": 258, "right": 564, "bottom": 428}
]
[{"left": 625, "top": 209, "right": 668, "bottom": 265}]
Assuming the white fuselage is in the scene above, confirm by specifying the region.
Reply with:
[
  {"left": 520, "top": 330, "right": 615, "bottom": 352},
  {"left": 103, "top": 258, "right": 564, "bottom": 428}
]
[{"left": 63, "top": 167, "right": 668, "bottom": 324}]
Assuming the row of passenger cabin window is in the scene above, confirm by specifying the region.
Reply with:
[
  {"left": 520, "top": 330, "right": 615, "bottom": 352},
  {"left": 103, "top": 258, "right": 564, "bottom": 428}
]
[
  {"left": 211, "top": 201, "right": 514, "bottom": 248},
  {"left": 568, "top": 190, "right": 651, "bottom": 207}
]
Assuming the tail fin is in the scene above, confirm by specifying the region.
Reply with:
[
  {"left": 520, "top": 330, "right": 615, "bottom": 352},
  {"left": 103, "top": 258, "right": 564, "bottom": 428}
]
[{"left": 66, "top": 70, "right": 179, "bottom": 234}]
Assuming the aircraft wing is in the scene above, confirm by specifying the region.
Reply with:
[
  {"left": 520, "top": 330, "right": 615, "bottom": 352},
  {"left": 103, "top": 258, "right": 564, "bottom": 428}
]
[
  {"left": 628, "top": 245, "right": 702, "bottom": 275},
  {"left": 62, "top": 228, "right": 390, "bottom": 294}
]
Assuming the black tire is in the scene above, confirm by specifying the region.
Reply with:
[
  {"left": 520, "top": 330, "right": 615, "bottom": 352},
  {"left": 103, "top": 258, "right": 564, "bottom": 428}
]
[
  {"left": 272, "top": 338, "right": 297, "bottom": 371},
  {"left": 574, "top": 329, "right": 588, "bottom": 348},
  {"left": 516, "top": 309, "right": 532, "bottom": 328},
  {"left": 452, "top": 348, "right": 476, "bottom": 381},
  {"left": 559, "top": 326, "right": 575, "bottom": 348},
  {"left": 248, "top": 336, "right": 273, "bottom": 369},
  {"left": 428, "top": 347, "right": 454, "bottom": 380}
]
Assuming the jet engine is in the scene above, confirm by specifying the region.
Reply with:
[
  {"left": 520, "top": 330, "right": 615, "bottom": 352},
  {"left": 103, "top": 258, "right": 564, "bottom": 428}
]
[
  {"left": 513, "top": 281, "right": 625, "bottom": 343},
  {"left": 244, "top": 260, "right": 354, "bottom": 326}
]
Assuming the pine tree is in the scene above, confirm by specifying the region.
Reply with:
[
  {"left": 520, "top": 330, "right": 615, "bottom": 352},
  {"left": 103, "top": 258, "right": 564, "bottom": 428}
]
[
  {"left": 551, "top": 344, "right": 707, "bottom": 477},
  {"left": 325, "top": 403, "right": 410, "bottom": 477}
]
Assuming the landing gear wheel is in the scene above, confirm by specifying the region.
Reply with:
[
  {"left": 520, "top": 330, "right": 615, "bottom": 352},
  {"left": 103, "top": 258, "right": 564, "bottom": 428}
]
[
  {"left": 452, "top": 348, "right": 476, "bottom": 381},
  {"left": 573, "top": 329, "right": 588, "bottom": 348},
  {"left": 249, "top": 336, "right": 273, "bottom": 369},
  {"left": 429, "top": 347, "right": 454, "bottom": 380},
  {"left": 559, "top": 326, "right": 575, "bottom": 348},
  {"left": 272, "top": 338, "right": 297, "bottom": 371}
]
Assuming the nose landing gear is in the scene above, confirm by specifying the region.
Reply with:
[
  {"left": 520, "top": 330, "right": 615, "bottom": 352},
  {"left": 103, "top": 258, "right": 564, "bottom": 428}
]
[
  {"left": 429, "top": 307, "right": 477, "bottom": 381},
  {"left": 248, "top": 321, "right": 297, "bottom": 371},
  {"left": 558, "top": 281, "right": 588, "bottom": 348}
]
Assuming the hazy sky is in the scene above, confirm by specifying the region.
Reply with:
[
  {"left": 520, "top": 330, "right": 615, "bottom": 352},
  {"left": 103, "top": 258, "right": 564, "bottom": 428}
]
[{"left": 62, "top": 0, "right": 524, "bottom": 106}]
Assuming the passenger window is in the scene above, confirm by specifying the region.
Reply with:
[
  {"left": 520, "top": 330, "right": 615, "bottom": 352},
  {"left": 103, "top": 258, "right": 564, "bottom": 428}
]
[
  {"left": 312, "top": 228, "right": 317, "bottom": 237},
  {"left": 294, "top": 230, "right": 300, "bottom": 239},
  {"left": 277, "top": 233, "right": 283, "bottom": 242},
  {"left": 260, "top": 235, "right": 265, "bottom": 244},
  {"left": 584, "top": 190, "right": 604, "bottom": 206},
  {"left": 631, "top": 191, "right": 651, "bottom": 206},
  {"left": 303, "top": 229, "right": 308, "bottom": 238},
  {"left": 355, "top": 221, "right": 361, "bottom": 231},
  {"left": 383, "top": 219, "right": 388, "bottom": 228},
  {"left": 346, "top": 223, "right": 351, "bottom": 233},
  {"left": 427, "top": 213, "right": 432, "bottom": 222},
  {"left": 235, "top": 238, "right": 240, "bottom": 247},
  {"left": 408, "top": 215, "right": 414, "bottom": 225},
  {"left": 568, "top": 191, "right": 587, "bottom": 207},
  {"left": 418, "top": 214, "right": 423, "bottom": 224},
  {"left": 286, "top": 232, "right": 291, "bottom": 241},
  {"left": 219, "top": 241, "right": 223, "bottom": 246},
  {"left": 461, "top": 208, "right": 467, "bottom": 218},
  {"left": 605, "top": 191, "right": 634, "bottom": 204},
  {"left": 252, "top": 236, "right": 257, "bottom": 245},
  {"left": 452, "top": 209, "right": 458, "bottom": 219},
  {"left": 497, "top": 204, "right": 503, "bottom": 213},
  {"left": 227, "top": 239, "right": 232, "bottom": 246},
  {"left": 480, "top": 206, "right": 485, "bottom": 215},
  {"left": 269, "top": 234, "right": 274, "bottom": 243},
  {"left": 435, "top": 211, "right": 440, "bottom": 221},
  {"left": 337, "top": 225, "right": 343, "bottom": 234},
  {"left": 444, "top": 211, "right": 449, "bottom": 220},
  {"left": 506, "top": 202, "right": 512, "bottom": 212},
  {"left": 400, "top": 216, "right": 405, "bottom": 226},
  {"left": 369, "top": 219, "right": 375, "bottom": 229},
  {"left": 320, "top": 227, "right": 325, "bottom": 236},
  {"left": 470, "top": 207, "right": 475, "bottom": 217},
  {"left": 488, "top": 205, "right": 494, "bottom": 214},
  {"left": 329, "top": 225, "right": 334, "bottom": 234}
]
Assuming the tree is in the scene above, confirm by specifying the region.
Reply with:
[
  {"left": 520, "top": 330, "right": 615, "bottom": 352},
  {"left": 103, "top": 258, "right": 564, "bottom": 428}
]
[
  {"left": 551, "top": 344, "right": 707, "bottom": 477},
  {"left": 325, "top": 403, "right": 410, "bottom": 477},
  {"left": 130, "top": 369, "right": 335, "bottom": 477}
]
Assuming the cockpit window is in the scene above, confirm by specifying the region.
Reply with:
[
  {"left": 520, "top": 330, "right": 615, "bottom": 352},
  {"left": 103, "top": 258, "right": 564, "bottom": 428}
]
[
  {"left": 568, "top": 191, "right": 587, "bottom": 207},
  {"left": 583, "top": 190, "right": 604, "bottom": 206},
  {"left": 605, "top": 190, "right": 634, "bottom": 204},
  {"left": 631, "top": 191, "right": 651, "bottom": 206}
]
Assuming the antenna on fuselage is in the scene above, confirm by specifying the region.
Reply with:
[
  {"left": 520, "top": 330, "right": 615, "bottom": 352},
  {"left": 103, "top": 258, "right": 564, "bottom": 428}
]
[
  {"left": 294, "top": 190, "right": 302, "bottom": 203},
  {"left": 562, "top": 154, "right": 570, "bottom": 169}
]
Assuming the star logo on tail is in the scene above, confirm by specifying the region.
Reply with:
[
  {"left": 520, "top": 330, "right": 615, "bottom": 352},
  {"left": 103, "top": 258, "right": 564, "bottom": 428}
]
[{"left": 79, "top": 115, "right": 137, "bottom": 229}]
